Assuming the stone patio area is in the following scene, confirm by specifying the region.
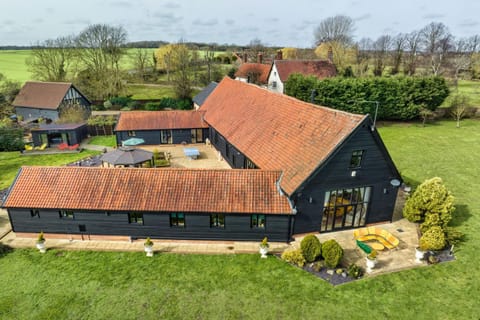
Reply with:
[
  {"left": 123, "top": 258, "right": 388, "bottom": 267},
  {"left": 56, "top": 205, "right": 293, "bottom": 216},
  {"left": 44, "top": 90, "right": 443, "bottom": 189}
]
[{"left": 140, "top": 143, "right": 231, "bottom": 169}]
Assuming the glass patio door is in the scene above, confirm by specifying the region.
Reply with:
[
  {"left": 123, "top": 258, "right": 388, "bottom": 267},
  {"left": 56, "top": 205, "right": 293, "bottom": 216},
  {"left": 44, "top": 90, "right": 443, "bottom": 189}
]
[{"left": 321, "top": 187, "right": 371, "bottom": 232}]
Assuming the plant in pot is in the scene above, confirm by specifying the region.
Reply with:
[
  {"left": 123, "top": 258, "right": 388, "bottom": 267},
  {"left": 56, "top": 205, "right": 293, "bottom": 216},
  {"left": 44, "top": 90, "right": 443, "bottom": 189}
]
[
  {"left": 36, "top": 231, "right": 46, "bottom": 253},
  {"left": 365, "top": 250, "right": 377, "bottom": 273},
  {"left": 415, "top": 245, "right": 427, "bottom": 263},
  {"left": 144, "top": 237, "right": 154, "bottom": 257},
  {"left": 259, "top": 237, "right": 269, "bottom": 258}
]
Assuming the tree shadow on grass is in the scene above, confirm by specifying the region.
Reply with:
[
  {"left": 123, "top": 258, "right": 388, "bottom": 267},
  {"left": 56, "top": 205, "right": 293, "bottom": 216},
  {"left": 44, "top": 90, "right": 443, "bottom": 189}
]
[{"left": 450, "top": 204, "right": 471, "bottom": 228}]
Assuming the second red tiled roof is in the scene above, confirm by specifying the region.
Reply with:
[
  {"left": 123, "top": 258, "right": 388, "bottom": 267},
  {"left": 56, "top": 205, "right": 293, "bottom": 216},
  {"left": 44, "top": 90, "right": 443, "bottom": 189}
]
[
  {"left": 115, "top": 110, "right": 208, "bottom": 131},
  {"left": 274, "top": 60, "right": 337, "bottom": 82}
]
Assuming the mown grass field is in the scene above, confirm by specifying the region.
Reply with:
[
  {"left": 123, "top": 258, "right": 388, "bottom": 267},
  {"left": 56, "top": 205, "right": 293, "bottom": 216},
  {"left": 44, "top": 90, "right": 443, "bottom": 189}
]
[
  {"left": 0, "top": 150, "right": 100, "bottom": 190},
  {"left": 0, "top": 50, "right": 32, "bottom": 83},
  {"left": 0, "top": 119, "right": 479, "bottom": 319}
]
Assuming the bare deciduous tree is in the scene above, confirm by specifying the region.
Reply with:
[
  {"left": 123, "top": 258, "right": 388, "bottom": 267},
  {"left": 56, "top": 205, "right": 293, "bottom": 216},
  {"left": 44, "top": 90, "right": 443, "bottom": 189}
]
[
  {"left": 391, "top": 33, "right": 406, "bottom": 75},
  {"left": 131, "top": 48, "right": 154, "bottom": 82},
  {"left": 26, "top": 36, "right": 76, "bottom": 82},
  {"left": 75, "top": 24, "right": 127, "bottom": 99},
  {"left": 314, "top": 15, "right": 355, "bottom": 46},
  {"left": 354, "top": 38, "right": 373, "bottom": 76},
  {"left": 421, "top": 22, "right": 453, "bottom": 75},
  {"left": 404, "top": 31, "right": 422, "bottom": 75},
  {"left": 372, "top": 35, "right": 392, "bottom": 76}
]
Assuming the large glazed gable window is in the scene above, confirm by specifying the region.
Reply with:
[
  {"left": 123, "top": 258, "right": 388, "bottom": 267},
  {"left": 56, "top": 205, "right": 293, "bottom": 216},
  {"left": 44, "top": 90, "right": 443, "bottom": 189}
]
[
  {"left": 170, "top": 213, "right": 185, "bottom": 227},
  {"left": 210, "top": 214, "right": 225, "bottom": 228},
  {"left": 349, "top": 150, "right": 364, "bottom": 168},
  {"left": 321, "top": 187, "right": 371, "bottom": 232},
  {"left": 251, "top": 214, "right": 266, "bottom": 229}
]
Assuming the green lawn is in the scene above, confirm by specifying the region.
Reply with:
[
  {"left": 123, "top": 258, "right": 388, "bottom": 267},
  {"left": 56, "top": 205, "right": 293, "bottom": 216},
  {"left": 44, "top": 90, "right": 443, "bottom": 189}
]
[
  {"left": 0, "top": 120, "right": 479, "bottom": 319},
  {"left": 455, "top": 79, "right": 480, "bottom": 106},
  {"left": 87, "top": 135, "right": 116, "bottom": 147},
  {"left": 0, "top": 150, "right": 100, "bottom": 190},
  {"left": 0, "top": 50, "right": 32, "bottom": 83}
]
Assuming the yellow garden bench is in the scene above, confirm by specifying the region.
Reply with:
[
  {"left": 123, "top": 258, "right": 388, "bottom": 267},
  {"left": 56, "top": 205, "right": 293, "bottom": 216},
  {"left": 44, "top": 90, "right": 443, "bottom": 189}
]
[{"left": 353, "top": 226, "right": 399, "bottom": 250}]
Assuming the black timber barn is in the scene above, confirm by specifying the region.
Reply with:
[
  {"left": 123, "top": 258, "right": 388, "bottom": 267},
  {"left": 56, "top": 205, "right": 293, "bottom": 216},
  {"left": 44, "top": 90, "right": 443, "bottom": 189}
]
[{"left": 3, "top": 77, "right": 401, "bottom": 241}]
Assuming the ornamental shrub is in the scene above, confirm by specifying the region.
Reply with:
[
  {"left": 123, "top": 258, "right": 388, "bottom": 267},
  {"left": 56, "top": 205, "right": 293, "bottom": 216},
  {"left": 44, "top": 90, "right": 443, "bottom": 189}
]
[
  {"left": 419, "top": 226, "right": 446, "bottom": 251},
  {"left": 281, "top": 249, "right": 306, "bottom": 267},
  {"left": 403, "top": 177, "right": 455, "bottom": 227},
  {"left": 347, "top": 263, "right": 363, "bottom": 279},
  {"left": 300, "top": 235, "right": 322, "bottom": 262},
  {"left": 321, "top": 239, "right": 344, "bottom": 268},
  {"left": 0, "top": 127, "right": 23, "bottom": 151}
]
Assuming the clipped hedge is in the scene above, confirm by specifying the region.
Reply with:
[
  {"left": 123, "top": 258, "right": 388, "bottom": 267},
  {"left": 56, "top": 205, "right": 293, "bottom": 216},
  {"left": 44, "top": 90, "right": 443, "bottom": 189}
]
[
  {"left": 285, "top": 74, "right": 449, "bottom": 120},
  {"left": 300, "top": 235, "right": 322, "bottom": 263},
  {"left": 321, "top": 239, "right": 344, "bottom": 268}
]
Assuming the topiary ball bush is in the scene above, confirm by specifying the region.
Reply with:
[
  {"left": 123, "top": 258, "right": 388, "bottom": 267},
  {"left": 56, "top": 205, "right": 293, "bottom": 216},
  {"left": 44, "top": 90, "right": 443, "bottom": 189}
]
[
  {"left": 322, "top": 239, "right": 344, "bottom": 268},
  {"left": 420, "top": 226, "right": 446, "bottom": 251},
  {"left": 300, "top": 235, "right": 322, "bottom": 262},
  {"left": 300, "top": 234, "right": 322, "bottom": 262}
]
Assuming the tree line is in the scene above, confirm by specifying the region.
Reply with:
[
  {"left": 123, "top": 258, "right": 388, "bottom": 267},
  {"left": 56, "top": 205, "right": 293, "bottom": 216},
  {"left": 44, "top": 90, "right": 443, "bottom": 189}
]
[{"left": 311, "top": 15, "right": 480, "bottom": 81}]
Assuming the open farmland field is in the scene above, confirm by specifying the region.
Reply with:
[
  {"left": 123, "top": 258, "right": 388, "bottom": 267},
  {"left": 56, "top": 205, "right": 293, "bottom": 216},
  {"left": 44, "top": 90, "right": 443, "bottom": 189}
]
[{"left": 0, "top": 50, "right": 33, "bottom": 83}]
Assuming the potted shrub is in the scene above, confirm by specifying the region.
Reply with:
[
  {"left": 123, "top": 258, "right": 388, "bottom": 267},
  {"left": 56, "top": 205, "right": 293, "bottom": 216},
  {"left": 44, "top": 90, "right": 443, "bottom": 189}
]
[
  {"left": 365, "top": 250, "right": 377, "bottom": 273},
  {"left": 415, "top": 245, "right": 427, "bottom": 263},
  {"left": 259, "top": 237, "right": 269, "bottom": 258},
  {"left": 144, "top": 237, "right": 154, "bottom": 257},
  {"left": 36, "top": 231, "right": 46, "bottom": 253}
]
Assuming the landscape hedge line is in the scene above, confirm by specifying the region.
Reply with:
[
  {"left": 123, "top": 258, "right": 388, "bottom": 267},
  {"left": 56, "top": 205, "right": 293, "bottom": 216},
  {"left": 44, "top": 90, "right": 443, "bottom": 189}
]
[{"left": 285, "top": 75, "right": 450, "bottom": 120}]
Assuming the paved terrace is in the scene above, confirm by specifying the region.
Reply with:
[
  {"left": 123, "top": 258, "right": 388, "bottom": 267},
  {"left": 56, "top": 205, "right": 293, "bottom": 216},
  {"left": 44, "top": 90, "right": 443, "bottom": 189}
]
[{"left": 0, "top": 203, "right": 426, "bottom": 276}]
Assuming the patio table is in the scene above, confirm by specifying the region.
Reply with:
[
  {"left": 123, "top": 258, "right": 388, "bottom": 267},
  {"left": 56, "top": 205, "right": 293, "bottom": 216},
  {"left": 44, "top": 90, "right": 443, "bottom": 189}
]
[{"left": 183, "top": 148, "right": 200, "bottom": 160}]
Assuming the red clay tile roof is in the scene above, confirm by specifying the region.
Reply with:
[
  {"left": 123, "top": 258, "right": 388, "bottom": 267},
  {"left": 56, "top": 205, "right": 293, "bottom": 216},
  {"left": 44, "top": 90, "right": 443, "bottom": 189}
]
[
  {"left": 4, "top": 167, "right": 292, "bottom": 214},
  {"left": 12, "top": 81, "right": 73, "bottom": 110},
  {"left": 235, "top": 63, "right": 272, "bottom": 84},
  {"left": 274, "top": 60, "right": 337, "bottom": 82},
  {"left": 115, "top": 110, "right": 209, "bottom": 131},
  {"left": 202, "top": 77, "right": 366, "bottom": 195}
]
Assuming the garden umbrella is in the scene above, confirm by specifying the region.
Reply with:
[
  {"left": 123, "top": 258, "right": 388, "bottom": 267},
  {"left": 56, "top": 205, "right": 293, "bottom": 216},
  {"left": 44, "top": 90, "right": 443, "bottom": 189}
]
[{"left": 122, "top": 137, "right": 145, "bottom": 146}]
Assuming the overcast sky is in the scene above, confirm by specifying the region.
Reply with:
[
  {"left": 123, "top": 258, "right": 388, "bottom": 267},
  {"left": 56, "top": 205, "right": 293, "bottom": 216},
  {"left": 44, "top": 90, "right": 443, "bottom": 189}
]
[{"left": 1, "top": 0, "right": 479, "bottom": 47}]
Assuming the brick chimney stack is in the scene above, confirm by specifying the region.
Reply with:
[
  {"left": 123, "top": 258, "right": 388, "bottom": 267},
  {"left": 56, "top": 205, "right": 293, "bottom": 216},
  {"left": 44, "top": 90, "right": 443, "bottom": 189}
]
[
  {"left": 257, "top": 52, "right": 263, "bottom": 64},
  {"left": 243, "top": 52, "right": 248, "bottom": 63},
  {"left": 275, "top": 50, "right": 283, "bottom": 60}
]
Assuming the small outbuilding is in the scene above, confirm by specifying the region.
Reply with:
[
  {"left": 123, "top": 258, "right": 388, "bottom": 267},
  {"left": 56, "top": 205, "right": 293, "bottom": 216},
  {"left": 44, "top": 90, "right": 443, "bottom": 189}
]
[
  {"left": 100, "top": 147, "right": 154, "bottom": 168},
  {"left": 31, "top": 123, "right": 88, "bottom": 147}
]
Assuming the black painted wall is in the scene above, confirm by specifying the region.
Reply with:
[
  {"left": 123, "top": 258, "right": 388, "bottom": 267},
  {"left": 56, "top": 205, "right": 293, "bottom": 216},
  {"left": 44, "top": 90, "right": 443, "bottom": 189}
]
[
  {"left": 8, "top": 209, "right": 292, "bottom": 242},
  {"left": 116, "top": 128, "right": 208, "bottom": 146},
  {"left": 292, "top": 123, "right": 401, "bottom": 234},
  {"left": 209, "top": 128, "right": 246, "bottom": 169},
  {"left": 32, "top": 125, "right": 88, "bottom": 147}
]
